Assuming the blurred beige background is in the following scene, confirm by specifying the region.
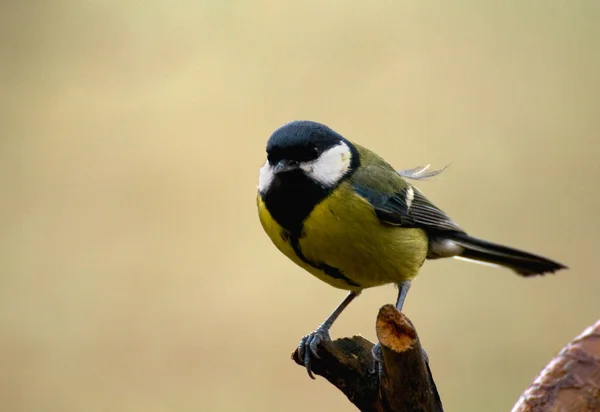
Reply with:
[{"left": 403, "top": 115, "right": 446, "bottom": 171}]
[{"left": 2, "top": 1, "right": 599, "bottom": 411}]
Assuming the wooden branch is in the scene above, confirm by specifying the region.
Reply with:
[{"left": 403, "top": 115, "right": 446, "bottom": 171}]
[
  {"left": 291, "top": 304, "right": 443, "bottom": 412},
  {"left": 376, "top": 306, "right": 443, "bottom": 412},
  {"left": 511, "top": 319, "right": 600, "bottom": 412},
  {"left": 289, "top": 303, "right": 599, "bottom": 412}
]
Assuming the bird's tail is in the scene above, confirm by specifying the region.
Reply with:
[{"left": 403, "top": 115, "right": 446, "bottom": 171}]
[{"left": 448, "top": 232, "right": 567, "bottom": 276}]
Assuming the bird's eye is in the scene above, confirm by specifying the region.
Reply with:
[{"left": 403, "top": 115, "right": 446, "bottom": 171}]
[
  {"left": 267, "top": 149, "right": 280, "bottom": 164},
  {"left": 311, "top": 146, "right": 319, "bottom": 156}
]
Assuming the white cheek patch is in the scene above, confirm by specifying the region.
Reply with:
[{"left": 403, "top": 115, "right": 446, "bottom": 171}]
[
  {"left": 257, "top": 160, "right": 274, "bottom": 194},
  {"left": 300, "top": 142, "right": 352, "bottom": 187}
]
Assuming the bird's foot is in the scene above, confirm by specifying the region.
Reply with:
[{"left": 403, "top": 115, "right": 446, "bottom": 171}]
[
  {"left": 370, "top": 342, "right": 429, "bottom": 379},
  {"left": 297, "top": 326, "right": 331, "bottom": 379},
  {"left": 371, "top": 342, "right": 384, "bottom": 377}
]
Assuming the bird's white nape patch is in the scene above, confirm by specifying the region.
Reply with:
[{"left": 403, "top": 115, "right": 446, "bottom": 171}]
[
  {"left": 405, "top": 186, "right": 414, "bottom": 210},
  {"left": 300, "top": 142, "right": 352, "bottom": 187},
  {"left": 257, "top": 160, "right": 274, "bottom": 194}
]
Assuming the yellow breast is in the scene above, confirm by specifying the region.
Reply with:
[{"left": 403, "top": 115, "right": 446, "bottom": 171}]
[{"left": 257, "top": 183, "right": 429, "bottom": 291}]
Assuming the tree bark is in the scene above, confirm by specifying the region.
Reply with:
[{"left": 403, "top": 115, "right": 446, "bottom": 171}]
[
  {"left": 511, "top": 319, "right": 600, "bottom": 412},
  {"left": 291, "top": 304, "right": 443, "bottom": 412}
]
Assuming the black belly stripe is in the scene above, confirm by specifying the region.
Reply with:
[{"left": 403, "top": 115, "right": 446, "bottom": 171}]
[{"left": 289, "top": 235, "right": 360, "bottom": 288}]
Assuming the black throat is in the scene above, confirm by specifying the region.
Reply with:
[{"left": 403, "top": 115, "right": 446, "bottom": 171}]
[{"left": 261, "top": 171, "right": 330, "bottom": 237}]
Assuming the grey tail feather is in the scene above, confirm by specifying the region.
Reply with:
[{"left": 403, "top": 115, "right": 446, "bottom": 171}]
[{"left": 450, "top": 232, "right": 567, "bottom": 276}]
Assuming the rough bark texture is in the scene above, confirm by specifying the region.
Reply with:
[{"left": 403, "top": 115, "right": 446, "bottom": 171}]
[
  {"left": 512, "top": 319, "right": 600, "bottom": 412},
  {"left": 291, "top": 304, "right": 443, "bottom": 412}
]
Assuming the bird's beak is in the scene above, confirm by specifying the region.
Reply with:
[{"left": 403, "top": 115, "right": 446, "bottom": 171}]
[{"left": 273, "top": 159, "right": 300, "bottom": 174}]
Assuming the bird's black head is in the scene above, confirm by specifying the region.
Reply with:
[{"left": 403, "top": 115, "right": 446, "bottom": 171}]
[
  {"left": 266, "top": 121, "right": 347, "bottom": 166},
  {"left": 263, "top": 120, "right": 360, "bottom": 180},
  {"left": 258, "top": 120, "right": 360, "bottom": 234}
]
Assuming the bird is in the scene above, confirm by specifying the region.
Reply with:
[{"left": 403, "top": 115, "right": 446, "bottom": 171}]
[{"left": 256, "top": 120, "right": 567, "bottom": 379}]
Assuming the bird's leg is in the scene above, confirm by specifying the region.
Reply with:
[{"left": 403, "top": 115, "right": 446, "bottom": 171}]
[
  {"left": 298, "top": 290, "right": 360, "bottom": 379},
  {"left": 372, "top": 281, "right": 418, "bottom": 371},
  {"left": 395, "top": 280, "right": 411, "bottom": 312}
]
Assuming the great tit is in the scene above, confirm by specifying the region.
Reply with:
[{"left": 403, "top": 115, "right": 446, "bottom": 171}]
[{"left": 256, "top": 120, "right": 566, "bottom": 378}]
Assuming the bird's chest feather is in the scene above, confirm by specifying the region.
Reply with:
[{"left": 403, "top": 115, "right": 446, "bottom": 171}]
[
  {"left": 258, "top": 181, "right": 428, "bottom": 288},
  {"left": 300, "top": 187, "right": 428, "bottom": 285},
  {"left": 300, "top": 184, "right": 391, "bottom": 264}
]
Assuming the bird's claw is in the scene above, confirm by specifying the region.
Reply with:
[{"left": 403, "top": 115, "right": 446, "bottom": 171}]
[
  {"left": 371, "top": 342, "right": 384, "bottom": 377},
  {"left": 371, "top": 342, "right": 430, "bottom": 379},
  {"left": 297, "top": 327, "right": 331, "bottom": 379}
]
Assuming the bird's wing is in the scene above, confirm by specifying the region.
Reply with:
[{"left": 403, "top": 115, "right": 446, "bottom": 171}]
[
  {"left": 351, "top": 170, "right": 464, "bottom": 232},
  {"left": 349, "top": 147, "right": 463, "bottom": 232}
]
